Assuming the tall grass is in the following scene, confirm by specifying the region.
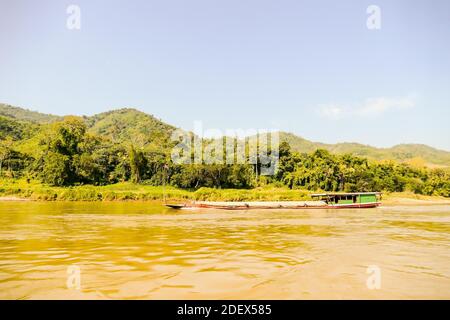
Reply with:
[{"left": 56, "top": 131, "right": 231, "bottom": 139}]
[{"left": 0, "top": 178, "right": 310, "bottom": 202}]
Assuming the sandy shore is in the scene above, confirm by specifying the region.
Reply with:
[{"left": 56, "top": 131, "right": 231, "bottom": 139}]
[
  {"left": 383, "top": 197, "right": 450, "bottom": 206},
  {"left": 0, "top": 196, "right": 31, "bottom": 201}
]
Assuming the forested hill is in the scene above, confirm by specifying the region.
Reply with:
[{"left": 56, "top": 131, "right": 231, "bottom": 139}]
[
  {"left": 279, "top": 132, "right": 450, "bottom": 167},
  {"left": 1, "top": 103, "right": 449, "bottom": 167},
  {"left": 0, "top": 103, "right": 62, "bottom": 124},
  {"left": 84, "top": 108, "right": 176, "bottom": 149},
  {"left": 0, "top": 104, "right": 177, "bottom": 150}
]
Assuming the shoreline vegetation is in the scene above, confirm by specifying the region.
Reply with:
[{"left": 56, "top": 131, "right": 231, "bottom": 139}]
[
  {"left": 1, "top": 179, "right": 449, "bottom": 206},
  {"left": 1, "top": 105, "right": 449, "bottom": 203}
]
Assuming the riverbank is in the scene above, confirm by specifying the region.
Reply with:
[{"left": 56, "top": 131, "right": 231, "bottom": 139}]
[
  {"left": 1, "top": 178, "right": 448, "bottom": 204},
  {"left": 382, "top": 192, "right": 450, "bottom": 206},
  {"left": 0, "top": 178, "right": 311, "bottom": 202},
  {"left": 0, "top": 196, "right": 30, "bottom": 201}
]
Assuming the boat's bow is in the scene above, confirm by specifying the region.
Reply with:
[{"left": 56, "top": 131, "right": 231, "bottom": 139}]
[{"left": 165, "top": 204, "right": 186, "bottom": 209}]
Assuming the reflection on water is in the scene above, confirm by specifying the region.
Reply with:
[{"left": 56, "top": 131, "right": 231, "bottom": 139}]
[{"left": 0, "top": 202, "right": 449, "bottom": 299}]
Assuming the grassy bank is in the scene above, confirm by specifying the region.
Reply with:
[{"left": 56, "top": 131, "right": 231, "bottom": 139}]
[
  {"left": 1, "top": 178, "right": 448, "bottom": 204},
  {"left": 0, "top": 178, "right": 311, "bottom": 202}
]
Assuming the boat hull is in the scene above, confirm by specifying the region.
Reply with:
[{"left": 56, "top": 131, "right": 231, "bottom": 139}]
[{"left": 166, "top": 202, "right": 381, "bottom": 210}]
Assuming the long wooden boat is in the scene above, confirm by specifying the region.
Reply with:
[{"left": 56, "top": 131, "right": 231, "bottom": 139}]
[{"left": 166, "top": 192, "right": 382, "bottom": 210}]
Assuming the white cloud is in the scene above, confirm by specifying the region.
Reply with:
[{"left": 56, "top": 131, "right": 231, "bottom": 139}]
[
  {"left": 317, "top": 95, "right": 416, "bottom": 119},
  {"left": 357, "top": 96, "right": 415, "bottom": 116},
  {"left": 317, "top": 104, "right": 344, "bottom": 119}
]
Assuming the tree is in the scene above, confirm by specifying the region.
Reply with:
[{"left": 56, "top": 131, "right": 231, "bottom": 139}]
[
  {"left": 47, "top": 116, "right": 86, "bottom": 156},
  {"left": 38, "top": 117, "right": 87, "bottom": 185},
  {"left": 129, "top": 146, "right": 146, "bottom": 183},
  {"left": 0, "top": 137, "right": 13, "bottom": 177},
  {"left": 41, "top": 152, "right": 71, "bottom": 186}
]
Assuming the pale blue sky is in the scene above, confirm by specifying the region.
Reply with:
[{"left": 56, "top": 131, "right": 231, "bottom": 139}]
[{"left": 1, "top": 0, "right": 449, "bottom": 150}]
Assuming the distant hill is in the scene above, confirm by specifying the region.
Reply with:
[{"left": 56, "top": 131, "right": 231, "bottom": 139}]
[
  {"left": 1, "top": 103, "right": 449, "bottom": 166},
  {"left": 0, "top": 103, "right": 62, "bottom": 124},
  {"left": 0, "top": 104, "right": 177, "bottom": 150},
  {"left": 85, "top": 108, "right": 176, "bottom": 149},
  {"left": 278, "top": 132, "right": 327, "bottom": 153},
  {"left": 279, "top": 132, "right": 450, "bottom": 167},
  {"left": 0, "top": 115, "right": 38, "bottom": 141}
]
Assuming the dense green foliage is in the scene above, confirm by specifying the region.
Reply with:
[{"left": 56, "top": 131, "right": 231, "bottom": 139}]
[
  {"left": 0, "top": 105, "right": 448, "bottom": 197},
  {"left": 280, "top": 132, "right": 450, "bottom": 167},
  {"left": 3, "top": 104, "right": 450, "bottom": 166},
  {"left": 276, "top": 143, "right": 449, "bottom": 196},
  {"left": 85, "top": 108, "right": 176, "bottom": 149}
]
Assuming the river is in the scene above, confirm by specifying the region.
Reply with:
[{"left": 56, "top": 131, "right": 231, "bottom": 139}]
[{"left": 0, "top": 202, "right": 449, "bottom": 299}]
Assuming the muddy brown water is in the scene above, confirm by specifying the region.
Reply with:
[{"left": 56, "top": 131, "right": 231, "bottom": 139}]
[{"left": 0, "top": 202, "right": 448, "bottom": 299}]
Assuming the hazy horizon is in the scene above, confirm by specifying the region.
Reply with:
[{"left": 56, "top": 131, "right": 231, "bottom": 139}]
[{"left": 1, "top": 0, "right": 449, "bottom": 150}]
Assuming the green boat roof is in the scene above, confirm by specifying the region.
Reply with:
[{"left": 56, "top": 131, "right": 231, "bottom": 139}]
[{"left": 311, "top": 192, "right": 382, "bottom": 197}]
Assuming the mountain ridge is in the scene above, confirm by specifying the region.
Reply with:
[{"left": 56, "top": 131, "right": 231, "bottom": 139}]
[
  {"left": 1, "top": 103, "right": 449, "bottom": 167},
  {"left": 278, "top": 132, "right": 450, "bottom": 167}
]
